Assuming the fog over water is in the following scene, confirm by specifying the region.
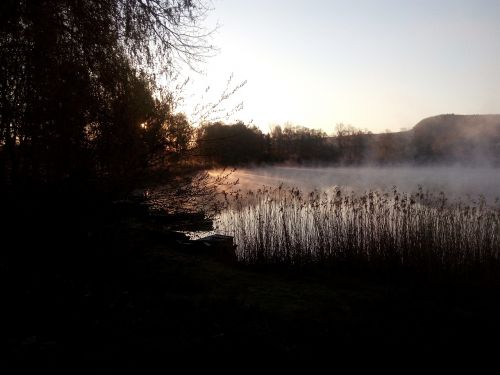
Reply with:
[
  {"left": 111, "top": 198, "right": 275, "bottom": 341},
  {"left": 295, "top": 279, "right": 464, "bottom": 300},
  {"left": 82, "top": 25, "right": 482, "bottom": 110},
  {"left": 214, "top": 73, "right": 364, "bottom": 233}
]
[{"left": 226, "top": 166, "right": 500, "bottom": 200}]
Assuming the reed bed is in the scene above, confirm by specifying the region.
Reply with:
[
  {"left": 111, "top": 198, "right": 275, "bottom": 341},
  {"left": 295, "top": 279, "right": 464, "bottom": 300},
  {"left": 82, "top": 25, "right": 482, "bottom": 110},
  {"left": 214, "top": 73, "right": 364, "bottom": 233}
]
[{"left": 215, "top": 185, "right": 500, "bottom": 274}]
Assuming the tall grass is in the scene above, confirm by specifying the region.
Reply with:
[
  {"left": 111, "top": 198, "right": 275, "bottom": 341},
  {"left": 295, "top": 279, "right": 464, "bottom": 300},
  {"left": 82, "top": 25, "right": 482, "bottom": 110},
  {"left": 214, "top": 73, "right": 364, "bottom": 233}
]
[{"left": 215, "top": 185, "right": 500, "bottom": 275}]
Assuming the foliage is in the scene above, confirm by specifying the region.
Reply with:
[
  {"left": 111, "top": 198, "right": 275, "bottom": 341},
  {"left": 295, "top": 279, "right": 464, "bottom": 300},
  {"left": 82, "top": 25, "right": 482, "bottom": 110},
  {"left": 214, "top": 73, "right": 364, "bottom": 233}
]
[
  {"left": 194, "top": 121, "right": 370, "bottom": 166},
  {"left": 0, "top": 0, "right": 210, "bottom": 192},
  {"left": 192, "top": 115, "right": 500, "bottom": 167},
  {"left": 269, "top": 124, "right": 331, "bottom": 162},
  {"left": 146, "top": 168, "right": 237, "bottom": 217},
  {"left": 332, "top": 123, "right": 371, "bottom": 164},
  {"left": 195, "top": 121, "right": 267, "bottom": 165}
]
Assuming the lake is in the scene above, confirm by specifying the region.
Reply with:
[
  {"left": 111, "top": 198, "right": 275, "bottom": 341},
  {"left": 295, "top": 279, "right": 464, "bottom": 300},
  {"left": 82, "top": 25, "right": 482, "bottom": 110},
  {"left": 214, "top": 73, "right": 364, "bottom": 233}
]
[
  {"left": 223, "top": 165, "right": 500, "bottom": 200},
  {"left": 206, "top": 165, "right": 500, "bottom": 265}
]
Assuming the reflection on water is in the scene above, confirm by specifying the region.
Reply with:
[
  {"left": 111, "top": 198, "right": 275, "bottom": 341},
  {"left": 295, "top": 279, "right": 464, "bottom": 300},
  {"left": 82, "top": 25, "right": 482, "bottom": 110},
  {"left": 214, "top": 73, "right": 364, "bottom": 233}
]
[
  {"left": 225, "top": 166, "right": 500, "bottom": 200},
  {"left": 181, "top": 230, "right": 216, "bottom": 240}
]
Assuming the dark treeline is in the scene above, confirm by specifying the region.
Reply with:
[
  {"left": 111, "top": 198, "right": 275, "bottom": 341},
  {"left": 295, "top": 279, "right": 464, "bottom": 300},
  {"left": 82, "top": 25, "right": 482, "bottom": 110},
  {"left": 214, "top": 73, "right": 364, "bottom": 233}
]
[
  {"left": 0, "top": 0, "right": 205, "bottom": 196},
  {"left": 195, "top": 122, "right": 371, "bottom": 166},
  {"left": 194, "top": 115, "right": 500, "bottom": 167}
]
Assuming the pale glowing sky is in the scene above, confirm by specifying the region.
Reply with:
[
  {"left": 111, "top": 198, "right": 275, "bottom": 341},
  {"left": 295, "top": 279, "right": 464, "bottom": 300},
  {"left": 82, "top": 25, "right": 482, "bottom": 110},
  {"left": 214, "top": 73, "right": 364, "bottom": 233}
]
[{"left": 177, "top": 0, "right": 500, "bottom": 134}]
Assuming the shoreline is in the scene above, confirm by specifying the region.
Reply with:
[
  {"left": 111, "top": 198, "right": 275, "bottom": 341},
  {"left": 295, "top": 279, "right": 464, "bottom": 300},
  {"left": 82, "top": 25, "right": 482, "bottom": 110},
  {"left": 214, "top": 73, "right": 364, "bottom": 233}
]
[{"left": 3, "top": 199, "right": 500, "bottom": 367}]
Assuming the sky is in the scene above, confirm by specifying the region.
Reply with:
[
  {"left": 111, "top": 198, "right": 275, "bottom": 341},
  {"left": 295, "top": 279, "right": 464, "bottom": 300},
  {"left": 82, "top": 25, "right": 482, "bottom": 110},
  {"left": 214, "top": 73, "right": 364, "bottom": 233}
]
[{"left": 176, "top": 0, "right": 500, "bottom": 134}]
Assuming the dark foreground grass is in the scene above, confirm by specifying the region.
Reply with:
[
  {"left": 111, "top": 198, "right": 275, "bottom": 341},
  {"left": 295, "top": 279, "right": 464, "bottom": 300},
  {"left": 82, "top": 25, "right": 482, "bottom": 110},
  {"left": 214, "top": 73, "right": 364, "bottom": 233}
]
[{"left": 2, "top": 197, "right": 500, "bottom": 369}]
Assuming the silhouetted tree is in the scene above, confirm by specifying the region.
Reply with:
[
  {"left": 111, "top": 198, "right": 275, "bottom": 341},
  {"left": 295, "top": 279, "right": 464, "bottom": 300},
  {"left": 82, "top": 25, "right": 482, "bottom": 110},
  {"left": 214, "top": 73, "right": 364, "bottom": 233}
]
[
  {"left": 196, "top": 122, "right": 266, "bottom": 165},
  {"left": 334, "top": 123, "right": 371, "bottom": 164},
  {"left": 164, "top": 113, "right": 194, "bottom": 162},
  {"left": 0, "top": 0, "right": 211, "bottom": 192},
  {"left": 374, "top": 130, "right": 400, "bottom": 164},
  {"left": 269, "top": 124, "right": 329, "bottom": 162}
]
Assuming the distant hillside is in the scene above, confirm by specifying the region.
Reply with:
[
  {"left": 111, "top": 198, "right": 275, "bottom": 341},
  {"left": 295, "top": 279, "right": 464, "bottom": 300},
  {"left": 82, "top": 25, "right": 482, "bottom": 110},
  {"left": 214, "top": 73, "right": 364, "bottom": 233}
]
[{"left": 410, "top": 114, "right": 500, "bottom": 164}]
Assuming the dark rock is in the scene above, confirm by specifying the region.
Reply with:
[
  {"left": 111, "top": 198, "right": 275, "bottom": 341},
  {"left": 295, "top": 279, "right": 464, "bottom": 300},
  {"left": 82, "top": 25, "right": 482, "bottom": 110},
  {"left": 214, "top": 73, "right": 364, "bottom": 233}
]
[{"left": 180, "top": 234, "right": 237, "bottom": 263}]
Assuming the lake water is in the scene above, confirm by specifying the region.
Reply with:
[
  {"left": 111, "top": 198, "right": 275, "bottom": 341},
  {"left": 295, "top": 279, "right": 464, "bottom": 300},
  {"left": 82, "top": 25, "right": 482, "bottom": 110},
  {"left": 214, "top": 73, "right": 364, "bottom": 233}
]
[
  {"left": 222, "top": 165, "right": 500, "bottom": 200},
  {"left": 204, "top": 166, "right": 500, "bottom": 263}
]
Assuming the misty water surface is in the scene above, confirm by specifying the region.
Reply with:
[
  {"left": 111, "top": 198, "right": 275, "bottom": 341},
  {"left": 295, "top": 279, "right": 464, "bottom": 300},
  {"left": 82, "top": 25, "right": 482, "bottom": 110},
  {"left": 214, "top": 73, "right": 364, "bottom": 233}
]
[{"left": 225, "top": 166, "right": 500, "bottom": 200}]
